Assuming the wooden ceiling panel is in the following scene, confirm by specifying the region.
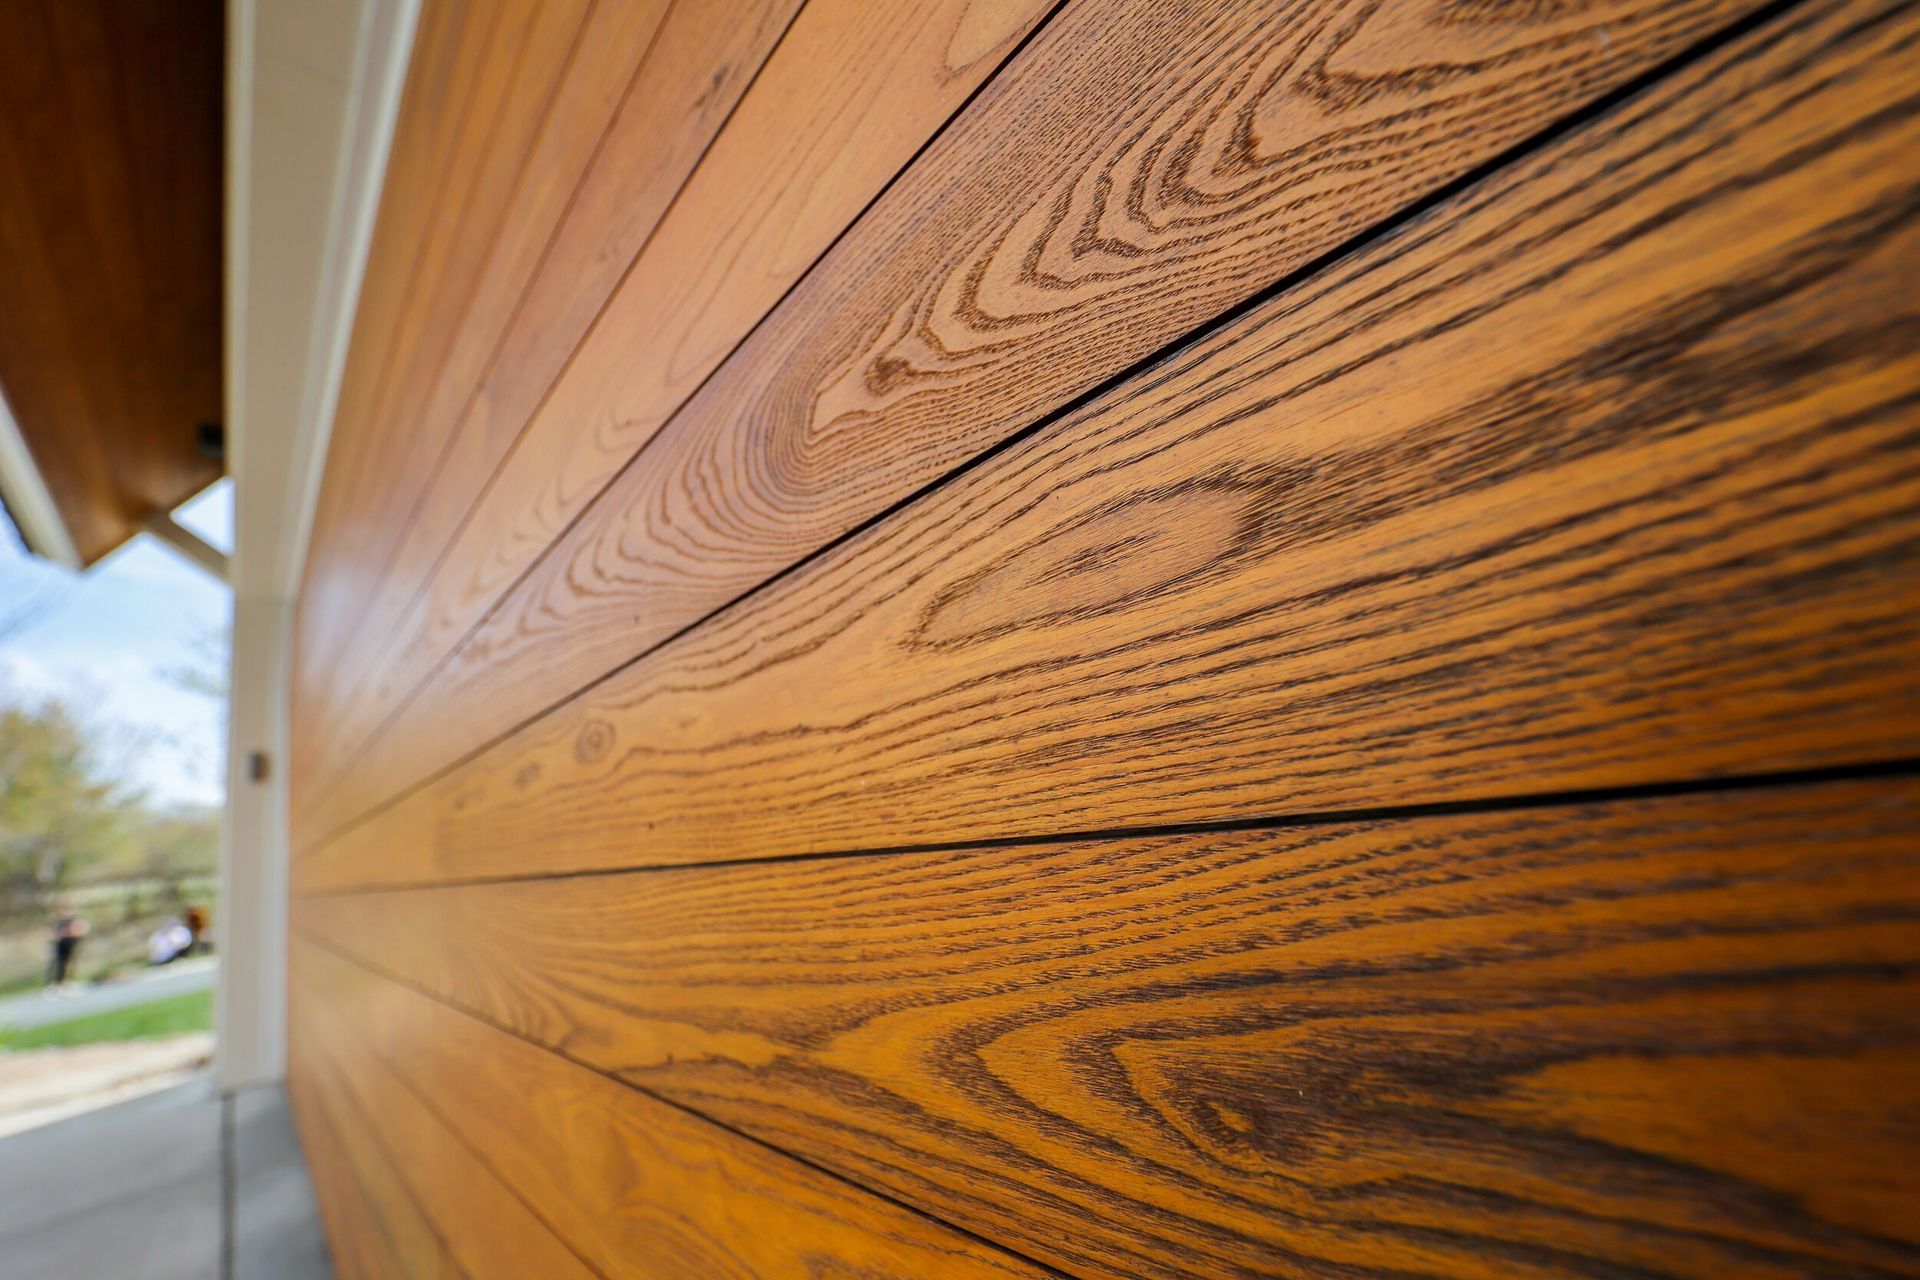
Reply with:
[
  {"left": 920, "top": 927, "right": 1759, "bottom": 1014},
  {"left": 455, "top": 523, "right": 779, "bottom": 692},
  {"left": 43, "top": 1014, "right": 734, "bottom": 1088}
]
[{"left": 0, "top": 0, "right": 223, "bottom": 566}]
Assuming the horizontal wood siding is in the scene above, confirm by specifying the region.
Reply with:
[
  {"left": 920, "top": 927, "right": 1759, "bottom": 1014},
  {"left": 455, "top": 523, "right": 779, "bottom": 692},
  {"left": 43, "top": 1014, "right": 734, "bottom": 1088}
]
[
  {"left": 288, "top": 0, "right": 1920, "bottom": 1274},
  {"left": 291, "top": 0, "right": 1053, "bottom": 838},
  {"left": 290, "top": 940, "right": 1044, "bottom": 1278},
  {"left": 296, "top": 0, "right": 1773, "bottom": 851}
]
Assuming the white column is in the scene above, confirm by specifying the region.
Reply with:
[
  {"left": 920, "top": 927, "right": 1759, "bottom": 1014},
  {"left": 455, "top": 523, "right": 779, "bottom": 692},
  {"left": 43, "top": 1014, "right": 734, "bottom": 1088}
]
[
  {"left": 215, "top": 594, "right": 292, "bottom": 1091},
  {"left": 216, "top": 0, "right": 416, "bottom": 1091}
]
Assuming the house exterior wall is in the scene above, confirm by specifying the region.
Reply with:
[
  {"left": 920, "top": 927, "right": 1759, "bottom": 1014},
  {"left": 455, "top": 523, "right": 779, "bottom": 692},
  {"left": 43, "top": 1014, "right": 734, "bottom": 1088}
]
[{"left": 285, "top": 0, "right": 1920, "bottom": 1274}]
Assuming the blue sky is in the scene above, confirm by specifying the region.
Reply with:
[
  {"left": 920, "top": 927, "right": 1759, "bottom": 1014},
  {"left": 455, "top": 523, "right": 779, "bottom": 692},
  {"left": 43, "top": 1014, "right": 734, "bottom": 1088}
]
[{"left": 0, "top": 480, "right": 233, "bottom": 809}]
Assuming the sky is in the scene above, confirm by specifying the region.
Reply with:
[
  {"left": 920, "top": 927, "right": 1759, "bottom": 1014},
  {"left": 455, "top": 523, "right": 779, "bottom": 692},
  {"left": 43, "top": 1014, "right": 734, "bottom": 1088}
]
[{"left": 0, "top": 480, "right": 233, "bottom": 809}]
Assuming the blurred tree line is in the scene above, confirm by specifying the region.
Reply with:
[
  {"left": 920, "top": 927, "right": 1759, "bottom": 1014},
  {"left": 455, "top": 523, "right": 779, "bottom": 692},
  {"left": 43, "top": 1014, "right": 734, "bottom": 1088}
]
[{"left": 0, "top": 695, "right": 218, "bottom": 904}]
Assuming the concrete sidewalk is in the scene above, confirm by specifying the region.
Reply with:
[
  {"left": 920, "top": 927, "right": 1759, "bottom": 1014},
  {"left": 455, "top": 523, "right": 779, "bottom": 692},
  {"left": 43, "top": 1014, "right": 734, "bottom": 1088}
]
[
  {"left": 0, "top": 956, "right": 217, "bottom": 1032},
  {"left": 0, "top": 1077, "right": 332, "bottom": 1279}
]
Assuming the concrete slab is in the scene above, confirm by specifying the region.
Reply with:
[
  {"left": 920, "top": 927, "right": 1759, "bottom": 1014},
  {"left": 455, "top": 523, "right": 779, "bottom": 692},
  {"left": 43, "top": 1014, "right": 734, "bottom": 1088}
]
[
  {"left": 0, "top": 1079, "right": 221, "bottom": 1279},
  {"left": 0, "top": 1076, "right": 331, "bottom": 1279},
  {"left": 233, "top": 1083, "right": 332, "bottom": 1280}
]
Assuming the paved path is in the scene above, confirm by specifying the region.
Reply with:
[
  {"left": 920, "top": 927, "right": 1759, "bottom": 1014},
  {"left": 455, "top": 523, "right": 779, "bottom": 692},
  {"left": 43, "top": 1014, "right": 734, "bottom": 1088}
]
[
  {"left": 0, "top": 957, "right": 216, "bottom": 1031},
  {"left": 0, "top": 1078, "right": 332, "bottom": 1279}
]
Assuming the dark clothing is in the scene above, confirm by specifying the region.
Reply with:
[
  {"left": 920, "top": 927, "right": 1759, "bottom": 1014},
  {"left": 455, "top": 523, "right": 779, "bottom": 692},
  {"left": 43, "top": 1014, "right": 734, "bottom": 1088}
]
[
  {"left": 47, "top": 914, "right": 84, "bottom": 985},
  {"left": 48, "top": 933, "right": 79, "bottom": 985}
]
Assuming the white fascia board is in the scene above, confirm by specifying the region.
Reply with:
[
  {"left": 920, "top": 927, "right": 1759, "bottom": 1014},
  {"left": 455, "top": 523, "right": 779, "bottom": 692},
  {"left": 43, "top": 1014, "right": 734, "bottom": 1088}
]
[
  {"left": 216, "top": 0, "right": 419, "bottom": 1093},
  {"left": 281, "top": 0, "right": 421, "bottom": 597},
  {"left": 0, "top": 382, "right": 80, "bottom": 570},
  {"left": 227, "top": 0, "right": 419, "bottom": 601}
]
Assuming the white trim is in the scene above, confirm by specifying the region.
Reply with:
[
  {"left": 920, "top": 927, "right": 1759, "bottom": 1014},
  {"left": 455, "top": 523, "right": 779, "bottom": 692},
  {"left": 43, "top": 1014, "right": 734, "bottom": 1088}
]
[
  {"left": 223, "top": 0, "right": 251, "bottom": 569},
  {"left": 141, "top": 511, "right": 231, "bottom": 581},
  {"left": 227, "top": 0, "right": 420, "bottom": 599},
  {"left": 218, "top": 595, "right": 292, "bottom": 1093},
  {"left": 0, "top": 382, "right": 80, "bottom": 570},
  {"left": 216, "top": 0, "right": 419, "bottom": 1091},
  {"left": 284, "top": 0, "right": 421, "bottom": 595}
]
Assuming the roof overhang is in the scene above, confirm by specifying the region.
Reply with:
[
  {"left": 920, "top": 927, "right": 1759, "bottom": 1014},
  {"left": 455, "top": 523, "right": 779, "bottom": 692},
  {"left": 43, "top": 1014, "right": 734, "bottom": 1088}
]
[
  {"left": 0, "top": 0, "right": 416, "bottom": 591},
  {"left": 0, "top": 0, "right": 226, "bottom": 569}
]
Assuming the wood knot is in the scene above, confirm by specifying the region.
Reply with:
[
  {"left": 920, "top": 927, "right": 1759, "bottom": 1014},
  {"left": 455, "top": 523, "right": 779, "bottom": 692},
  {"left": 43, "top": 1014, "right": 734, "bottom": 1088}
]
[
  {"left": 574, "top": 719, "right": 615, "bottom": 766},
  {"left": 909, "top": 467, "right": 1294, "bottom": 651}
]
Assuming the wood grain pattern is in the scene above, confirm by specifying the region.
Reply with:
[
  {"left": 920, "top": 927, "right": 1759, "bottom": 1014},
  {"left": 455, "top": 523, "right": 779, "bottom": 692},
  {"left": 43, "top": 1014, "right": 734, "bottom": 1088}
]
[
  {"left": 291, "top": 0, "right": 1770, "bottom": 850},
  {"left": 305, "top": 0, "right": 586, "bottom": 558},
  {"left": 288, "top": 961, "right": 598, "bottom": 1280},
  {"left": 286, "top": 0, "right": 1920, "bottom": 1274},
  {"left": 286, "top": 1068, "right": 387, "bottom": 1280},
  {"left": 292, "top": 0, "right": 1055, "bottom": 835},
  {"left": 0, "top": 0, "right": 222, "bottom": 564},
  {"left": 290, "top": 0, "right": 542, "bottom": 794},
  {"left": 297, "top": 0, "right": 1920, "bottom": 889},
  {"left": 289, "top": 936, "right": 1050, "bottom": 1280},
  {"left": 291, "top": 0, "right": 668, "bottom": 787},
  {"left": 292, "top": 0, "right": 625, "bottom": 795},
  {"left": 292, "top": 0, "right": 803, "bottom": 794},
  {"left": 287, "top": 1034, "right": 456, "bottom": 1279},
  {"left": 298, "top": 777, "right": 1920, "bottom": 1280}
]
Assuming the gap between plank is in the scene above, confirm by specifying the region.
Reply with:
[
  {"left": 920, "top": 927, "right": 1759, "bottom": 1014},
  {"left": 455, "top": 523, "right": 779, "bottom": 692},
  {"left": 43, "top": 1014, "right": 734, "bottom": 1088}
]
[
  {"left": 295, "top": 0, "right": 1076, "bottom": 837},
  {"left": 293, "top": 0, "right": 796, "bottom": 823},
  {"left": 294, "top": 755, "right": 1920, "bottom": 897},
  {"left": 296, "top": 0, "right": 1821, "bottom": 865},
  {"left": 220, "top": 1091, "right": 236, "bottom": 1280},
  {"left": 294, "top": 929, "right": 1087, "bottom": 1280}
]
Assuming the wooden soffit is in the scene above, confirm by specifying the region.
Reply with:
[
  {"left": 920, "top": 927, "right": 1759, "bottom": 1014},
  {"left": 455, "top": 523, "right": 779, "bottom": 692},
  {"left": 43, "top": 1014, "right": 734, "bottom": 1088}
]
[{"left": 0, "top": 0, "right": 224, "bottom": 568}]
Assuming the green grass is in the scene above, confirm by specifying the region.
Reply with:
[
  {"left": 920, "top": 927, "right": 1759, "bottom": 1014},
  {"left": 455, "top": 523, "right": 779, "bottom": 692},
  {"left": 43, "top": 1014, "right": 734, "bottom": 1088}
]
[{"left": 0, "top": 988, "right": 213, "bottom": 1052}]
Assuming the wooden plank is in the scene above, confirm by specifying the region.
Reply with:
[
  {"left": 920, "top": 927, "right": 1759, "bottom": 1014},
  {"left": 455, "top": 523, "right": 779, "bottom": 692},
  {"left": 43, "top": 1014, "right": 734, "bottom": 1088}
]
[
  {"left": 288, "top": 936, "right": 1050, "bottom": 1279},
  {"left": 296, "top": 0, "right": 1920, "bottom": 887},
  {"left": 287, "top": 1060, "right": 436, "bottom": 1280},
  {"left": 289, "top": 0, "right": 515, "bottom": 795},
  {"left": 288, "top": 960, "right": 597, "bottom": 1280},
  {"left": 286, "top": 1017, "right": 457, "bottom": 1279},
  {"left": 291, "top": 0, "right": 606, "bottom": 797},
  {"left": 291, "top": 0, "right": 1055, "bottom": 836},
  {"left": 290, "top": 0, "right": 1770, "bottom": 850},
  {"left": 292, "top": 0, "right": 802, "bottom": 796},
  {"left": 312, "top": 0, "right": 586, "bottom": 545},
  {"left": 299, "top": 776, "right": 1920, "bottom": 1279}
]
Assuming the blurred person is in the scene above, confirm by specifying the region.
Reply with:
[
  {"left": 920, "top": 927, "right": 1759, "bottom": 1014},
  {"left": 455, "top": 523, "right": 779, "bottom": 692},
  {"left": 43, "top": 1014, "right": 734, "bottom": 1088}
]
[
  {"left": 45, "top": 903, "right": 89, "bottom": 994},
  {"left": 147, "top": 916, "right": 193, "bottom": 966},
  {"left": 183, "top": 903, "right": 209, "bottom": 955}
]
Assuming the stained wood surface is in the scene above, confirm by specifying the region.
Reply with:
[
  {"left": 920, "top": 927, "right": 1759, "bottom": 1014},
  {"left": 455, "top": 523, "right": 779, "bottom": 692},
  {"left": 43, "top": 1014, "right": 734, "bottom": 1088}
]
[
  {"left": 291, "top": 0, "right": 665, "bottom": 789},
  {"left": 286, "top": 1070, "right": 389, "bottom": 1280},
  {"left": 291, "top": 0, "right": 1054, "bottom": 833},
  {"left": 298, "top": 777, "right": 1920, "bottom": 1279},
  {"left": 0, "top": 0, "right": 222, "bottom": 564},
  {"left": 292, "top": 0, "right": 801, "bottom": 793},
  {"left": 287, "top": 0, "right": 1920, "bottom": 1274},
  {"left": 287, "top": 1035, "right": 455, "bottom": 1279},
  {"left": 290, "top": 0, "right": 1769, "bottom": 850},
  {"left": 289, "top": 961, "right": 592, "bottom": 1280},
  {"left": 298, "top": 0, "right": 1920, "bottom": 890},
  {"left": 290, "top": 936, "right": 1049, "bottom": 1280},
  {"left": 291, "top": 0, "right": 556, "bottom": 796}
]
